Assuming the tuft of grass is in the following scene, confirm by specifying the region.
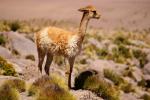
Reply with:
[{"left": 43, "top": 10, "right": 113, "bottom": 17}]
[
  {"left": 138, "top": 79, "right": 147, "bottom": 87},
  {"left": 96, "top": 48, "right": 109, "bottom": 59},
  {"left": 109, "top": 44, "right": 132, "bottom": 63},
  {"left": 104, "top": 69, "right": 135, "bottom": 93},
  {"left": 114, "top": 35, "right": 130, "bottom": 45},
  {"left": 140, "top": 94, "right": 150, "bottom": 100},
  {"left": 37, "top": 83, "right": 75, "bottom": 100},
  {"left": 9, "top": 21, "right": 22, "bottom": 32},
  {"left": 74, "top": 70, "right": 119, "bottom": 100},
  {"left": 84, "top": 45, "right": 96, "bottom": 58},
  {"left": 104, "top": 69, "right": 125, "bottom": 85},
  {"left": 28, "top": 75, "right": 75, "bottom": 100},
  {"left": 0, "top": 20, "right": 10, "bottom": 32},
  {"left": 132, "top": 49, "right": 148, "bottom": 68},
  {"left": 25, "top": 54, "right": 35, "bottom": 61},
  {"left": 0, "top": 56, "right": 16, "bottom": 76},
  {"left": 123, "top": 66, "right": 134, "bottom": 77},
  {"left": 83, "top": 75, "right": 120, "bottom": 100},
  {"left": 0, "top": 83, "right": 20, "bottom": 100},
  {"left": 4, "top": 79, "right": 26, "bottom": 92},
  {"left": 50, "top": 73, "right": 68, "bottom": 90},
  {"left": 0, "top": 34, "right": 7, "bottom": 45}
]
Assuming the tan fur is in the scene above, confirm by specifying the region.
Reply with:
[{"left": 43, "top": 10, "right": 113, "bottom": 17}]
[
  {"left": 36, "top": 26, "right": 80, "bottom": 57},
  {"left": 35, "top": 5, "right": 100, "bottom": 88}
]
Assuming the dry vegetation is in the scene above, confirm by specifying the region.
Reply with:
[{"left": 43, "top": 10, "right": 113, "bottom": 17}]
[
  {"left": 28, "top": 75, "right": 75, "bottom": 100},
  {"left": 0, "top": 19, "right": 150, "bottom": 99},
  {"left": 0, "top": 56, "right": 16, "bottom": 76}
]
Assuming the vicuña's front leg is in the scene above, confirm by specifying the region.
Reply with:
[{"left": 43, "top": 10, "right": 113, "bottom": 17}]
[
  {"left": 37, "top": 48, "right": 46, "bottom": 74},
  {"left": 68, "top": 57, "right": 75, "bottom": 89},
  {"left": 45, "top": 53, "right": 53, "bottom": 75}
]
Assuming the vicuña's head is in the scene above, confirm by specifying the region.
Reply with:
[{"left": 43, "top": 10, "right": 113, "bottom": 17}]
[{"left": 78, "top": 5, "right": 101, "bottom": 19}]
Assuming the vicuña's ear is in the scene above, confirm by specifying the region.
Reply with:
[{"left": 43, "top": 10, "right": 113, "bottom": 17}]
[
  {"left": 78, "top": 5, "right": 97, "bottom": 12},
  {"left": 78, "top": 8, "right": 88, "bottom": 12}
]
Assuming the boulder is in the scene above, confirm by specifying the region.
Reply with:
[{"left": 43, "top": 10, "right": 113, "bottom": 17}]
[
  {"left": 120, "top": 93, "right": 137, "bottom": 100},
  {"left": 71, "top": 89, "right": 103, "bottom": 100},
  {"left": 89, "top": 59, "right": 127, "bottom": 74},
  {"left": 0, "top": 46, "right": 13, "bottom": 59},
  {"left": 2, "top": 32, "right": 37, "bottom": 60},
  {"left": 9, "top": 58, "right": 38, "bottom": 80}
]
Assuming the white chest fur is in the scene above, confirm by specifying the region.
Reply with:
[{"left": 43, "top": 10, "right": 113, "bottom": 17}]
[{"left": 67, "top": 35, "right": 80, "bottom": 57}]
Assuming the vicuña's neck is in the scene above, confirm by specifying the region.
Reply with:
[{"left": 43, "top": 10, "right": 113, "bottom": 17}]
[{"left": 78, "top": 12, "right": 89, "bottom": 36}]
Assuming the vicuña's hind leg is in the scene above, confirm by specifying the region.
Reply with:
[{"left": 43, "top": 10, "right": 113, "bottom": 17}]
[
  {"left": 37, "top": 48, "right": 46, "bottom": 74},
  {"left": 45, "top": 53, "right": 53, "bottom": 75},
  {"left": 68, "top": 57, "right": 75, "bottom": 89}
]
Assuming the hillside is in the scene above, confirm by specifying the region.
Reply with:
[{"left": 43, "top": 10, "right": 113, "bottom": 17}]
[{"left": 0, "top": 22, "right": 150, "bottom": 99}]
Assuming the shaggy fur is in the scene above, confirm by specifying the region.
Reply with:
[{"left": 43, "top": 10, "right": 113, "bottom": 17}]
[{"left": 35, "top": 5, "right": 100, "bottom": 88}]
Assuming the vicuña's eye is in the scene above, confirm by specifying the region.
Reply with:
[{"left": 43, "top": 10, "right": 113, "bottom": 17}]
[{"left": 93, "top": 11, "right": 96, "bottom": 14}]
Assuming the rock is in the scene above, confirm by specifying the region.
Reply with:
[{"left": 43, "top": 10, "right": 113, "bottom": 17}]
[
  {"left": 143, "top": 75, "right": 150, "bottom": 80},
  {"left": 127, "top": 58, "right": 140, "bottom": 67},
  {"left": 132, "top": 67, "right": 143, "bottom": 82},
  {"left": 71, "top": 89, "right": 103, "bottom": 100},
  {"left": 2, "top": 32, "right": 37, "bottom": 60},
  {"left": 120, "top": 93, "right": 137, "bottom": 100},
  {"left": 88, "top": 38, "right": 103, "bottom": 48},
  {"left": 9, "top": 58, "right": 38, "bottom": 80},
  {"left": 0, "top": 46, "right": 13, "bottom": 59},
  {"left": 143, "top": 62, "right": 150, "bottom": 75},
  {"left": 89, "top": 60, "right": 116, "bottom": 73},
  {"left": 74, "top": 69, "right": 98, "bottom": 89},
  {"left": 89, "top": 59, "right": 127, "bottom": 74}
]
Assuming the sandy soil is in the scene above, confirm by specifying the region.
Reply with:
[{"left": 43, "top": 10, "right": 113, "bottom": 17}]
[{"left": 0, "top": 0, "right": 150, "bottom": 30}]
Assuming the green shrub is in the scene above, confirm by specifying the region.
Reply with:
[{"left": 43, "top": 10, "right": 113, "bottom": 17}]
[
  {"left": 37, "top": 83, "right": 75, "bottom": 100},
  {"left": 28, "top": 75, "right": 75, "bottom": 100},
  {"left": 114, "top": 35, "right": 130, "bottom": 45},
  {"left": 110, "top": 44, "right": 132, "bottom": 63},
  {"left": 4, "top": 79, "right": 26, "bottom": 92},
  {"left": 0, "top": 34, "right": 7, "bottom": 45},
  {"left": 74, "top": 70, "right": 119, "bottom": 100},
  {"left": 123, "top": 66, "right": 134, "bottom": 77},
  {"left": 132, "top": 49, "right": 148, "bottom": 68},
  {"left": 104, "top": 69, "right": 135, "bottom": 93},
  {"left": 0, "top": 83, "right": 20, "bottom": 100},
  {"left": 0, "top": 20, "right": 10, "bottom": 32},
  {"left": 121, "top": 82, "right": 135, "bottom": 93},
  {"left": 83, "top": 75, "right": 120, "bottom": 100},
  {"left": 96, "top": 48, "right": 109, "bottom": 59},
  {"left": 104, "top": 69, "right": 125, "bottom": 85},
  {"left": 138, "top": 79, "right": 147, "bottom": 87},
  {"left": 0, "top": 56, "right": 16, "bottom": 76},
  {"left": 141, "top": 94, "right": 150, "bottom": 100},
  {"left": 84, "top": 45, "right": 96, "bottom": 58},
  {"left": 9, "top": 21, "right": 22, "bottom": 32}
]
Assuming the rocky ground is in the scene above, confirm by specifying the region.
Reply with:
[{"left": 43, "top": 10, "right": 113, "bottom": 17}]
[{"left": 0, "top": 28, "right": 150, "bottom": 100}]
